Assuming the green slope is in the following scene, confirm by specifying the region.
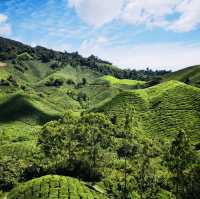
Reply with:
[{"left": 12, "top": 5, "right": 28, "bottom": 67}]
[
  {"left": 163, "top": 65, "right": 200, "bottom": 87},
  {"left": 0, "top": 93, "right": 61, "bottom": 124},
  {"left": 100, "top": 75, "right": 146, "bottom": 89},
  {"left": 95, "top": 80, "right": 200, "bottom": 143},
  {"left": 102, "top": 75, "right": 145, "bottom": 85},
  {"left": 7, "top": 175, "right": 108, "bottom": 199}
]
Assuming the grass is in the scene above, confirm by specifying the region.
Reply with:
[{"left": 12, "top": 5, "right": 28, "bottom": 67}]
[
  {"left": 101, "top": 75, "right": 145, "bottom": 86},
  {"left": 7, "top": 175, "right": 108, "bottom": 199}
]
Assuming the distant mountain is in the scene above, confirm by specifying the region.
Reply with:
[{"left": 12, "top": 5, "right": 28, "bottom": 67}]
[{"left": 0, "top": 36, "right": 170, "bottom": 81}]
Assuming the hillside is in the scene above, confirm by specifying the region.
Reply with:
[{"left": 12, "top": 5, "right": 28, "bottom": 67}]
[
  {"left": 0, "top": 93, "right": 61, "bottom": 124},
  {"left": 0, "top": 37, "right": 200, "bottom": 199},
  {"left": 95, "top": 80, "right": 200, "bottom": 143},
  {"left": 163, "top": 65, "right": 200, "bottom": 87}
]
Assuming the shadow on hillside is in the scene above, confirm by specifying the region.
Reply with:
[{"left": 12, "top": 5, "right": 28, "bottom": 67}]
[{"left": 0, "top": 95, "right": 60, "bottom": 124}]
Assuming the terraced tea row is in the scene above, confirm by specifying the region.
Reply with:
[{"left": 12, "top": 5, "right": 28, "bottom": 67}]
[
  {"left": 7, "top": 175, "right": 108, "bottom": 199},
  {"left": 95, "top": 81, "right": 200, "bottom": 142}
]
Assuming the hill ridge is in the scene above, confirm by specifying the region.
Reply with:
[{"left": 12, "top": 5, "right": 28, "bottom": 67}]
[{"left": 163, "top": 65, "right": 200, "bottom": 88}]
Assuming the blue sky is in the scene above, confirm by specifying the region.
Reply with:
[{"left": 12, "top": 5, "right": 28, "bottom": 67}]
[{"left": 0, "top": 0, "right": 200, "bottom": 70}]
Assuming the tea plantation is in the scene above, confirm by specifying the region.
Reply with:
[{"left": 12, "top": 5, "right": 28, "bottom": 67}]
[
  {"left": 7, "top": 175, "right": 108, "bottom": 199},
  {"left": 96, "top": 80, "right": 200, "bottom": 143},
  {"left": 1, "top": 37, "right": 200, "bottom": 199}
]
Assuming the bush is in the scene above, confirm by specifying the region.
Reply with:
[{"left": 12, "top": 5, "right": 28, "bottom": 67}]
[
  {"left": 45, "top": 78, "right": 64, "bottom": 87},
  {"left": 50, "top": 62, "right": 60, "bottom": 69},
  {"left": 7, "top": 75, "right": 18, "bottom": 86},
  {"left": 77, "top": 92, "right": 87, "bottom": 102},
  {"left": 17, "top": 52, "right": 33, "bottom": 61},
  {"left": 66, "top": 79, "right": 75, "bottom": 85},
  {"left": 0, "top": 158, "right": 27, "bottom": 191},
  {"left": 0, "top": 79, "right": 10, "bottom": 86}
]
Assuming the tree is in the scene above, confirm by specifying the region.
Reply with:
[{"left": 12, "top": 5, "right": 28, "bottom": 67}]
[
  {"left": 117, "top": 142, "right": 138, "bottom": 199},
  {"left": 76, "top": 113, "right": 113, "bottom": 181},
  {"left": 118, "top": 106, "right": 135, "bottom": 199},
  {"left": 82, "top": 78, "right": 87, "bottom": 85},
  {"left": 185, "top": 164, "right": 200, "bottom": 199},
  {"left": 38, "top": 120, "right": 66, "bottom": 159},
  {"left": 164, "top": 131, "right": 196, "bottom": 199},
  {"left": 38, "top": 112, "right": 78, "bottom": 163},
  {"left": 135, "top": 144, "right": 158, "bottom": 199},
  {"left": 184, "top": 77, "right": 191, "bottom": 85},
  {"left": 16, "top": 52, "right": 33, "bottom": 61},
  {"left": 0, "top": 157, "right": 27, "bottom": 191}
]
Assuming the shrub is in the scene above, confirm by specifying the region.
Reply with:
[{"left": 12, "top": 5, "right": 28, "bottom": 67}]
[
  {"left": 66, "top": 79, "right": 75, "bottom": 85},
  {"left": 45, "top": 78, "right": 64, "bottom": 87},
  {"left": 17, "top": 52, "right": 33, "bottom": 61},
  {"left": 50, "top": 62, "right": 60, "bottom": 69},
  {"left": 0, "top": 79, "right": 10, "bottom": 86}
]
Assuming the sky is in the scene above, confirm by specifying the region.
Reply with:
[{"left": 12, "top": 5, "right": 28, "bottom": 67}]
[{"left": 0, "top": 0, "right": 200, "bottom": 71}]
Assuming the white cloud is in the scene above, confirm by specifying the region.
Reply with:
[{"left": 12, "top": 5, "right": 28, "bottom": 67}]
[
  {"left": 68, "top": 0, "right": 124, "bottom": 27},
  {"left": 68, "top": 0, "right": 82, "bottom": 8},
  {"left": 122, "top": 0, "right": 200, "bottom": 32},
  {"left": 0, "top": 14, "right": 8, "bottom": 23},
  {"left": 68, "top": 0, "right": 200, "bottom": 32},
  {"left": 0, "top": 14, "right": 11, "bottom": 36},
  {"left": 168, "top": 0, "right": 200, "bottom": 32},
  {"left": 79, "top": 37, "right": 200, "bottom": 70},
  {"left": 121, "top": 0, "right": 177, "bottom": 27}
]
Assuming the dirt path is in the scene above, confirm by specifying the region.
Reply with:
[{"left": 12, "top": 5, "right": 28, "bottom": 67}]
[{"left": 0, "top": 62, "right": 7, "bottom": 67}]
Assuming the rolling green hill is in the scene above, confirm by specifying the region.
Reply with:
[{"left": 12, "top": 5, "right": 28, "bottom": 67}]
[
  {"left": 95, "top": 80, "right": 200, "bottom": 143},
  {"left": 0, "top": 92, "right": 61, "bottom": 124},
  {"left": 102, "top": 75, "right": 145, "bottom": 85},
  {"left": 7, "top": 175, "right": 108, "bottom": 199},
  {"left": 163, "top": 65, "right": 200, "bottom": 87},
  {"left": 0, "top": 37, "right": 200, "bottom": 199}
]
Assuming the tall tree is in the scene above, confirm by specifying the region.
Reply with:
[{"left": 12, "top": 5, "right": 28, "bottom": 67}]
[
  {"left": 135, "top": 144, "right": 158, "bottom": 199},
  {"left": 76, "top": 113, "right": 113, "bottom": 181},
  {"left": 164, "top": 131, "right": 196, "bottom": 199},
  {"left": 120, "top": 106, "right": 135, "bottom": 199}
]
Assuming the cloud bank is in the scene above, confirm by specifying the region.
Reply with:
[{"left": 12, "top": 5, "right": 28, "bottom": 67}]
[
  {"left": 69, "top": 0, "right": 124, "bottom": 27},
  {"left": 69, "top": 0, "right": 200, "bottom": 32},
  {"left": 80, "top": 36, "right": 200, "bottom": 71}
]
